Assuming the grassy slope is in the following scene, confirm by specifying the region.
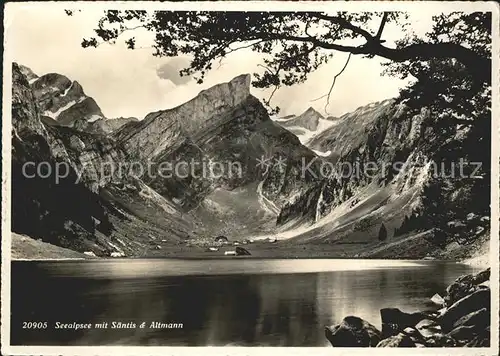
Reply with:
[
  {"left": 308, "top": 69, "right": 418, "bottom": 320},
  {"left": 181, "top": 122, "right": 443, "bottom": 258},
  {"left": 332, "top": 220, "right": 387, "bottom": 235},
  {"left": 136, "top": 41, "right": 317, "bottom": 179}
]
[{"left": 11, "top": 232, "right": 92, "bottom": 260}]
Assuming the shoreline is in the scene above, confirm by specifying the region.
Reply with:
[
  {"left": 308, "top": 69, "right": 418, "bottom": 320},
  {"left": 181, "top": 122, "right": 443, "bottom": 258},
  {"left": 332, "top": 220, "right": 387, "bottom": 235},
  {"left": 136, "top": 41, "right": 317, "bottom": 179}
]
[
  {"left": 10, "top": 230, "right": 491, "bottom": 265},
  {"left": 462, "top": 252, "right": 490, "bottom": 269},
  {"left": 326, "top": 267, "right": 491, "bottom": 347},
  {"left": 10, "top": 256, "right": 486, "bottom": 262}
]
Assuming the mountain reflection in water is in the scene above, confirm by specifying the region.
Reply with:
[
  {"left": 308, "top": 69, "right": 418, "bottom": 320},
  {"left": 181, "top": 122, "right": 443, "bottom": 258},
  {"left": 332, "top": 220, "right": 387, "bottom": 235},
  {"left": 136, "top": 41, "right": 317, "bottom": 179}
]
[{"left": 11, "top": 259, "right": 475, "bottom": 346}]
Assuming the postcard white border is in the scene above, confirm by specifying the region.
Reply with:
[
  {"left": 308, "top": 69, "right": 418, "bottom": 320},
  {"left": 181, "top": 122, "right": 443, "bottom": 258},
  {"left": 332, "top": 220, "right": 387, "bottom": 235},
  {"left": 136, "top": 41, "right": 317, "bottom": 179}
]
[{"left": 2, "top": 1, "right": 499, "bottom": 355}]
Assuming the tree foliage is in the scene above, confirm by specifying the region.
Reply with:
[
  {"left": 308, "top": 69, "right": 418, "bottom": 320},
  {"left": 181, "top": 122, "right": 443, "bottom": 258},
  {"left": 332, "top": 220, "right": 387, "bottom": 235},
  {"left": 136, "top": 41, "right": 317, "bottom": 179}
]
[
  {"left": 74, "top": 10, "right": 491, "bottom": 114},
  {"left": 378, "top": 223, "right": 388, "bottom": 241},
  {"left": 383, "top": 12, "right": 491, "bottom": 125},
  {"left": 383, "top": 12, "right": 491, "bottom": 249}
]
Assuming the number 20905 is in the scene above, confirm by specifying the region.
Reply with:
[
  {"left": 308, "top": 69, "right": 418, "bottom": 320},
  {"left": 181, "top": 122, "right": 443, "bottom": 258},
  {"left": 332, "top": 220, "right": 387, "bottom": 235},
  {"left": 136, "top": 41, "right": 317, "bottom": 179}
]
[{"left": 22, "top": 321, "right": 48, "bottom": 329}]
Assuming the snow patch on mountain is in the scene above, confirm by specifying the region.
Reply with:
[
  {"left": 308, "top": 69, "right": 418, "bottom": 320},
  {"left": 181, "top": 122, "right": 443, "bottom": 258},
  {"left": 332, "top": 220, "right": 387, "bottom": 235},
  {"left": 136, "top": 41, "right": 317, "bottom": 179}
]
[
  {"left": 43, "top": 97, "right": 84, "bottom": 119},
  {"left": 61, "top": 82, "right": 74, "bottom": 97},
  {"left": 277, "top": 117, "right": 338, "bottom": 146},
  {"left": 312, "top": 149, "right": 332, "bottom": 157},
  {"left": 273, "top": 115, "right": 296, "bottom": 122},
  {"left": 88, "top": 114, "right": 103, "bottom": 123},
  {"left": 283, "top": 125, "right": 316, "bottom": 144}
]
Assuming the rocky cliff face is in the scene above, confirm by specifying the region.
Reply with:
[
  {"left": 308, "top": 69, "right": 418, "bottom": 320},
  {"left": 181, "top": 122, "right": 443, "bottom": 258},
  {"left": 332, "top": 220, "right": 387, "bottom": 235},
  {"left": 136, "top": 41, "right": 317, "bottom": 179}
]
[
  {"left": 274, "top": 107, "right": 337, "bottom": 147},
  {"left": 13, "top": 67, "right": 129, "bottom": 193},
  {"left": 11, "top": 63, "right": 324, "bottom": 253},
  {"left": 279, "top": 107, "right": 323, "bottom": 131},
  {"left": 11, "top": 63, "right": 198, "bottom": 256},
  {"left": 91, "top": 117, "right": 139, "bottom": 134},
  {"left": 12, "top": 62, "right": 488, "bottom": 256},
  {"left": 116, "top": 74, "right": 253, "bottom": 160},
  {"left": 27, "top": 69, "right": 105, "bottom": 129},
  {"left": 23, "top": 65, "right": 144, "bottom": 135},
  {"left": 308, "top": 100, "right": 397, "bottom": 157},
  {"left": 277, "top": 99, "right": 428, "bottom": 233},
  {"left": 18, "top": 64, "right": 38, "bottom": 83},
  {"left": 276, "top": 97, "right": 489, "bottom": 247},
  {"left": 12, "top": 63, "right": 116, "bottom": 252},
  {"left": 113, "top": 74, "right": 323, "bottom": 235}
]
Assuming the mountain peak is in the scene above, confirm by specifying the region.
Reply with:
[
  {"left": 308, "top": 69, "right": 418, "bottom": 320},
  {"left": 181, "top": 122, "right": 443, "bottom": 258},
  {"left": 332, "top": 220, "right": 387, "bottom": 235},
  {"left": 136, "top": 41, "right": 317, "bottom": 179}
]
[
  {"left": 16, "top": 65, "right": 106, "bottom": 128},
  {"left": 303, "top": 107, "right": 324, "bottom": 119},
  {"left": 17, "top": 64, "right": 38, "bottom": 83},
  {"left": 174, "top": 73, "right": 253, "bottom": 129},
  {"left": 231, "top": 73, "right": 251, "bottom": 86},
  {"left": 197, "top": 73, "right": 251, "bottom": 101},
  {"left": 119, "top": 74, "right": 254, "bottom": 159},
  {"left": 276, "top": 106, "right": 325, "bottom": 133}
]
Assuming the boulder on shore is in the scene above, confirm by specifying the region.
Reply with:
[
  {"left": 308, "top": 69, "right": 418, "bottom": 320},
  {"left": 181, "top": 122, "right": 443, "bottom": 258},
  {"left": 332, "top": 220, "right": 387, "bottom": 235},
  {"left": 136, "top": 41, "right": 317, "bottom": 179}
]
[
  {"left": 447, "top": 325, "right": 479, "bottom": 344},
  {"left": 425, "top": 333, "right": 457, "bottom": 347},
  {"left": 451, "top": 307, "right": 489, "bottom": 331},
  {"left": 430, "top": 293, "right": 445, "bottom": 307},
  {"left": 456, "top": 268, "right": 490, "bottom": 285},
  {"left": 444, "top": 282, "right": 480, "bottom": 307},
  {"left": 325, "top": 316, "right": 381, "bottom": 347},
  {"left": 376, "top": 333, "right": 415, "bottom": 347},
  {"left": 443, "top": 308, "right": 490, "bottom": 345},
  {"left": 466, "top": 326, "right": 490, "bottom": 347},
  {"left": 444, "top": 268, "right": 490, "bottom": 306},
  {"left": 380, "top": 308, "right": 428, "bottom": 338},
  {"left": 438, "top": 288, "right": 490, "bottom": 332},
  {"left": 325, "top": 268, "right": 491, "bottom": 348},
  {"left": 402, "top": 326, "right": 425, "bottom": 343},
  {"left": 415, "top": 319, "right": 442, "bottom": 339}
]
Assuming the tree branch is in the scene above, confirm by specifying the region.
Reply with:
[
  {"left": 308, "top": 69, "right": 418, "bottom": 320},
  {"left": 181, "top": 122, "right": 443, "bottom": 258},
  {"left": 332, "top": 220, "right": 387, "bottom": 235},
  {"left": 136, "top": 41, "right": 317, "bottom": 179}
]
[
  {"left": 311, "top": 13, "right": 374, "bottom": 40},
  {"left": 372, "top": 42, "right": 491, "bottom": 84},
  {"left": 85, "top": 12, "right": 491, "bottom": 86},
  {"left": 226, "top": 39, "right": 266, "bottom": 54},
  {"left": 257, "top": 63, "right": 274, "bottom": 74},
  {"left": 274, "top": 34, "right": 490, "bottom": 84},
  {"left": 92, "top": 25, "right": 146, "bottom": 47},
  {"left": 267, "top": 85, "right": 280, "bottom": 105},
  {"left": 311, "top": 53, "right": 352, "bottom": 114},
  {"left": 375, "top": 12, "right": 389, "bottom": 41}
]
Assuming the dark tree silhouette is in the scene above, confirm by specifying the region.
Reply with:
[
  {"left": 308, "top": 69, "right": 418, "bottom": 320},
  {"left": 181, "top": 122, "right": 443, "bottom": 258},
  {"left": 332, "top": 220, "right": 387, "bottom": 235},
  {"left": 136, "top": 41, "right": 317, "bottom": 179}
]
[
  {"left": 378, "top": 223, "right": 388, "bottom": 241},
  {"left": 395, "top": 214, "right": 421, "bottom": 237},
  {"left": 417, "top": 178, "right": 452, "bottom": 247},
  {"left": 383, "top": 12, "right": 491, "bottom": 126},
  {"left": 73, "top": 10, "right": 491, "bottom": 114}
]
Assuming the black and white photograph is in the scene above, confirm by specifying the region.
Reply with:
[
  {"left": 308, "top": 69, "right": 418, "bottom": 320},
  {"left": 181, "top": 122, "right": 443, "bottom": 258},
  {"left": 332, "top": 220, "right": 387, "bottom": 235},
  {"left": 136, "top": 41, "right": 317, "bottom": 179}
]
[{"left": 1, "top": 1, "right": 498, "bottom": 354}]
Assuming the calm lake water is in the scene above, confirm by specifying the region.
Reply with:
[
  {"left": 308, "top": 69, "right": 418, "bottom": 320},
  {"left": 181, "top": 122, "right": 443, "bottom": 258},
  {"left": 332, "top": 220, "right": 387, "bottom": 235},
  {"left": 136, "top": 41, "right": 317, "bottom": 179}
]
[{"left": 11, "top": 259, "right": 477, "bottom": 346}]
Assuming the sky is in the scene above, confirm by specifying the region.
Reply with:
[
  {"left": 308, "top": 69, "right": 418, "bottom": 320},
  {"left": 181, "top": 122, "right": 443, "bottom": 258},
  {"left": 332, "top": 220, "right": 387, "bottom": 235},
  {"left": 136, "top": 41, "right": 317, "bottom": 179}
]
[{"left": 7, "top": 5, "right": 437, "bottom": 120}]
